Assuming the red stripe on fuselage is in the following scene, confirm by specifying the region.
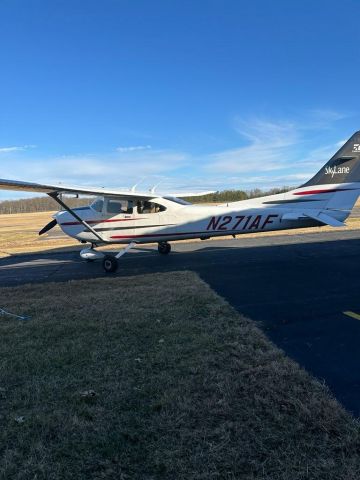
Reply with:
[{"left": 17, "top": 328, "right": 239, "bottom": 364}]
[{"left": 293, "top": 188, "right": 351, "bottom": 195}]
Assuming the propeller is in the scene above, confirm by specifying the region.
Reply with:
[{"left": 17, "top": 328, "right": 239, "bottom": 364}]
[{"left": 39, "top": 218, "right": 57, "bottom": 236}]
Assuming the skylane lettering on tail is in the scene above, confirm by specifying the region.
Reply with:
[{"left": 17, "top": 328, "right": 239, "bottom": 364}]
[
  {"left": 1, "top": 130, "right": 360, "bottom": 273},
  {"left": 325, "top": 166, "right": 350, "bottom": 178}
]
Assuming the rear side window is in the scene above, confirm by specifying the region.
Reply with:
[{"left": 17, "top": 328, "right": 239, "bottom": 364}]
[{"left": 137, "top": 201, "right": 166, "bottom": 214}]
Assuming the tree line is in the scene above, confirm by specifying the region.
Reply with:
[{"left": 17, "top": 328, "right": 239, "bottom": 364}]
[
  {"left": 0, "top": 196, "right": 91, "bottom": 214},
  {"left": 0, "top": 187, "right": 291, "bottom": 214},
  {"left": 184, "top": 187, "right": 291, "bottom": 203}
]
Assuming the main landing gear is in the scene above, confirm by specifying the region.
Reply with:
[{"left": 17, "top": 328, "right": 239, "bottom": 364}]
[
  {"left": 158, "top": 241, "right": 171, "bottom": 255},
  {"left": 102, "top": 255, "right": 118, "bottom": 273},
  {"left": 81, "top": 241, "right": 172, "bottom": 273},
  {"left": 103, "top": 242, "right": 172, "bottom": 273},
  {"left": 102, "top": 242, "right": 137, "bottom": 273}
]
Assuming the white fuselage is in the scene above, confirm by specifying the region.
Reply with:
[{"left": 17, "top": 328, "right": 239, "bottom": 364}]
[{"left": 55, "top": 182, "right": 360, "bottom": 245}]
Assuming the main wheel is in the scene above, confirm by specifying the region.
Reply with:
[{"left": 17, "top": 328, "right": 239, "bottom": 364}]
[
  {"left": 158, "top": 242, "right": 171, "bottom": 255},
  {"left": 102, "top": 255, "right": 118, "bottom": 273}
]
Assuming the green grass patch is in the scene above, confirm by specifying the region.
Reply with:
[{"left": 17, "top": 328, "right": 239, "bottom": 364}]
[{"left": 0, "top": 271, "right": 360, "bottom": 479}]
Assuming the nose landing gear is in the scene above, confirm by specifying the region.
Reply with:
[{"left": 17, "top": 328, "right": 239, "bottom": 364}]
[{"left": 158, "top": 242, "right": 171, "bottom": 255}]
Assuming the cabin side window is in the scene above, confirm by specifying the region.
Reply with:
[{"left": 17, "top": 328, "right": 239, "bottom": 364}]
[
  {"left": 107, "top": 199, "right": 133, "bottom": 214},
  {"left": 137, "top": 201, "right": 166, "bottom": 214}
]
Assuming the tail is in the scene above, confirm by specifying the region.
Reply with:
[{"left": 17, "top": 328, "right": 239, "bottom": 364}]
[
  {"left": 302, "top": 130, "right": 360, "bottom": 187},
  {"left": 294, "top": 131, "right": 360, "bottom": 214},
  {"left": 247, "top": 131, "right": 360, "bottom": 227}
]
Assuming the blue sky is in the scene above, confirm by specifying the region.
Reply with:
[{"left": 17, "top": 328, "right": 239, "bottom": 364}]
[{"left": 1, "top": 0, "right": 360, "bottom": 199}]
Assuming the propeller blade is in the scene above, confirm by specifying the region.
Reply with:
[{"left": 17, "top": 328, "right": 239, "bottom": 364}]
[{"left": 39, "top": 219, "right": 57, "bottom": 236}]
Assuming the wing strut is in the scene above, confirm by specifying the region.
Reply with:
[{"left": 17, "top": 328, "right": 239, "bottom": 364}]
[{"left": 49, "top": 193, "right": 107, "bottom": 243}]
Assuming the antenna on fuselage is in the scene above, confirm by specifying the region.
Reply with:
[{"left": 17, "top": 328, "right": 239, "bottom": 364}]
[
  {"left": 149, "top": 181, "right": 162, "bottom": 195},
  {"left": 131, "top": 176, "right": 147, "bottom": 192}
]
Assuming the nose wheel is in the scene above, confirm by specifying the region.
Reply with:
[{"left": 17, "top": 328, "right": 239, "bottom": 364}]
[{"left": 158, "top": 242, "right": 171, "bottom": 255}]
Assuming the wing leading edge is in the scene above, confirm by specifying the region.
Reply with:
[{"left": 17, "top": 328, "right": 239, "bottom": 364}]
[
  {"left": 0, "top": 178, "right": 155, "bottom": 199},
  {"left": 0, "top": 178, "right": 215, "bottom": 200}
]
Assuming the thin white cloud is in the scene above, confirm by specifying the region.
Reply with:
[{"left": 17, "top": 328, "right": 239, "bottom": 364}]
[
  {"left": 1, "top": 149, "right": 190, "bottom": 190},
  {"left": 205, "top": 110, "right": 349, "bottom": 176},
  {"left": 0, "top": 144, "right": 36, "bottom": 153},
  {"left": 116, "top": 145, "right": 152, "bottom": 153},
  {"left": 0, "top": 147, "right": 23, "bottom": 153},
  {"left": 297, "top": 138, "right": 347, "bottom": 169},
  {"left": 306, "top": 109, "right": 350, "bottom": 129},
  {"left": 206, "top": 118, "right": 300, "bottom": 174},
  {"left": 233, "top": 117, "right": 298, "bottom": 147},
  {"left": 336, "top": 139, "right": 347, "bottom": 148}
]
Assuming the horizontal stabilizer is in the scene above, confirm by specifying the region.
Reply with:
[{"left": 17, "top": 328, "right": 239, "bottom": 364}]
[
  {"left": 282, "top": 211, "right": 346, "bottom": 227},
  {"left": 304, "top": 211, "right": 346, "bottom": 227}
]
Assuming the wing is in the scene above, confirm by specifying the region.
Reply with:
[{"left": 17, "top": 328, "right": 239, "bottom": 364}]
[
  {"left": 0, "top": 178, "right": 216, "bottom": 201},
  {"left": 0, "top": 178, "right": 160, "bottom": 200}
]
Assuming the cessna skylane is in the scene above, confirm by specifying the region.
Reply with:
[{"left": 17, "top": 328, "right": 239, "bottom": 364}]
[{"left": 1, "top": 131, "right": 360, "bottom": 273}]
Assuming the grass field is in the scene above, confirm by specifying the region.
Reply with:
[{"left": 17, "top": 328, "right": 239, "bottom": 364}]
[
  {"left": 0, "top": 201, "right": 359, "bottom": 257},
  {"left": 1, "top": 271, "right": 360, "bottom": 479},
  {"left": 0, "top": 211, "right": 76, "bottom": 257}
]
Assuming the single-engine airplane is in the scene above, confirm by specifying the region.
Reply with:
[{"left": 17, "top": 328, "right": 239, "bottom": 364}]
[{"left": 1, "top": 131, "right": 360, "bottom": 273}]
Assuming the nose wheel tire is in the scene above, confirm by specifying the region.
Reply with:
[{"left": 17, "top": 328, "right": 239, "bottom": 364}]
[
  {"left": 158, "top": 242, "right": 171, "bottom": 255},
  {"left": 103, "top": 255, "right": 118, "bottom": 273}
]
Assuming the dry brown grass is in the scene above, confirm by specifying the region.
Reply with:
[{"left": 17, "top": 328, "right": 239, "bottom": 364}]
[
  {"left": 0, "top": 199, "right": 359, "bottom": 257},
  {"left": 0, "top": 271, "right": 360, "bottom": 479},
  {"left": 0, "top": 211, "right": 76, "bottom": 257}
]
